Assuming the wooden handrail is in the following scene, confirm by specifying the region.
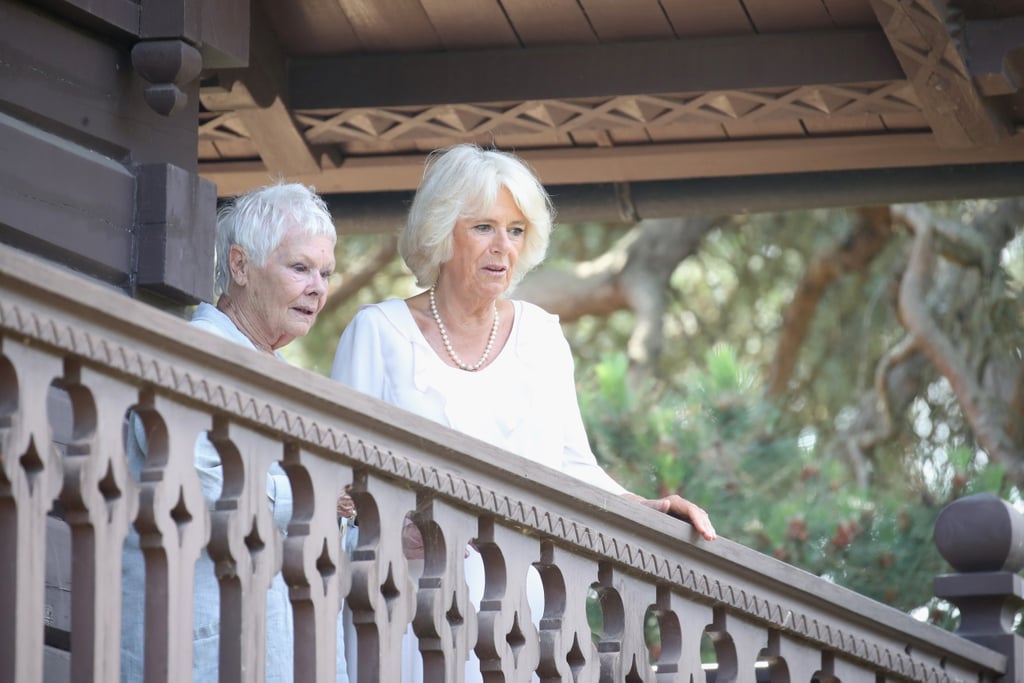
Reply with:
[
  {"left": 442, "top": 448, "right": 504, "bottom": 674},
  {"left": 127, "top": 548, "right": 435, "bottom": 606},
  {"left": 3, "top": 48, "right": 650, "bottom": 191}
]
[{"left": 0, "top": 243, "right": 1006, "bottom": 682}]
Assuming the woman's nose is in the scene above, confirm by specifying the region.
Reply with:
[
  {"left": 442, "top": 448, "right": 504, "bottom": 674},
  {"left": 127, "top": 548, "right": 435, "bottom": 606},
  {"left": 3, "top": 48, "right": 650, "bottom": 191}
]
[
  {"left": 310, "top": 270, "right": 328, "bottom": 295},
  {"left": 491, "top": 230, "right": 510, "bottom": 252}
]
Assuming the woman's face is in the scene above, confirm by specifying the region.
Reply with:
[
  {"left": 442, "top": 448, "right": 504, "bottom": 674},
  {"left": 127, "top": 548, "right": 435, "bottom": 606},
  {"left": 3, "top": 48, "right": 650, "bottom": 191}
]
[
  {"left": 233, "top": 226, "right": 335, "bottom": 350},
  {"left": 445, "top": 186, "right": 525, "bottom": 299}
]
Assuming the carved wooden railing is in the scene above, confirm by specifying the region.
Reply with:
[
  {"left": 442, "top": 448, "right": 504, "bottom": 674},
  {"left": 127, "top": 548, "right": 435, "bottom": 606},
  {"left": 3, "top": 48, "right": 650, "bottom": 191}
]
[{"left": 0, "top": 242, "right": 1009, "bottom": 682}]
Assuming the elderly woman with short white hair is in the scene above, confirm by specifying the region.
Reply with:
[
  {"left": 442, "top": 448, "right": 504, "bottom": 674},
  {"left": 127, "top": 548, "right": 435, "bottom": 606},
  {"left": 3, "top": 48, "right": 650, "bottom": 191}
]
[{"left": 121, "top": 181, "right": 351, "bottom": 682}]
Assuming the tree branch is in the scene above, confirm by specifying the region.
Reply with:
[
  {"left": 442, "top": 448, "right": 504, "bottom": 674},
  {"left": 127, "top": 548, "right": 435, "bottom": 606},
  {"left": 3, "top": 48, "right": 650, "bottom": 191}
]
[
  {"left": 516, "top": 217, "right": 725, "bottom": 370},
  {"left": 321, "top": 235, "right": 398, "bottom": 317},
  {"left": 768, "top": 207, "right": 894, "bottom": 397},
  {"left": 897, "top": 210, "right": 1022, "bottom": 482}
]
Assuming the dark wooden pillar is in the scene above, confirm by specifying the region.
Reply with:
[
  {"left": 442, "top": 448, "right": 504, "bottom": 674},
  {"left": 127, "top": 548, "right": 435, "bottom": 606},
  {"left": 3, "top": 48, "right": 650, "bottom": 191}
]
[
  {"left": 0, "top": 0, "right": 249, "bottom": 307},
  {"left": 0, "top": 1, "right": 250, "bottom": 677},
  {"left": 934, "top": 493, "right": 1024, "bottom": 682}
]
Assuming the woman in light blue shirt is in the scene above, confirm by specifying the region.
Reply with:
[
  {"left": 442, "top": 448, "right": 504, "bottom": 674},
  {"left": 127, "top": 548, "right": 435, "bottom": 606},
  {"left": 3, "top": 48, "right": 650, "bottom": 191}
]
[{"left": 120, "top": 181, "right": 350, "bottom": 682}]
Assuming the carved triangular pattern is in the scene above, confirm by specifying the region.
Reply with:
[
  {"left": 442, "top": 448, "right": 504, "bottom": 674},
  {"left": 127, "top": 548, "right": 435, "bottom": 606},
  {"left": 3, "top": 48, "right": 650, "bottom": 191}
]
[
  {"left": 200, "top": 82, "right": 926, "bottom": 147},
  {"left": 431, "top": 106, "right": 493, "bottom": 132},
  {"left": 611, "top": 97, "right": 673, "bottom": 123},
  {"left": 792, "top": 88, "right": 854, "bottom": 114}
]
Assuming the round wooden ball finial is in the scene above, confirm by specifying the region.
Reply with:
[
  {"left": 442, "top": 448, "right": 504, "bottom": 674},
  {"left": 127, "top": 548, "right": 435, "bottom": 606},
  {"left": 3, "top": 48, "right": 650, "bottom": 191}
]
[{"left": 934, "top": 493, "right": 1024, "bottom": 573}]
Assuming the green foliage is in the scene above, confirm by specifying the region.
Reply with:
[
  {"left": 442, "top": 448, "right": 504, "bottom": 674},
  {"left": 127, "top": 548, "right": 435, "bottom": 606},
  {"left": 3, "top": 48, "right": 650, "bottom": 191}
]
[
  {"left": 578, "top": 346, "right": 1009, "bottom": 615},
  {"left": 288, "top": 205, "right": 1024, "bottom": 626}
]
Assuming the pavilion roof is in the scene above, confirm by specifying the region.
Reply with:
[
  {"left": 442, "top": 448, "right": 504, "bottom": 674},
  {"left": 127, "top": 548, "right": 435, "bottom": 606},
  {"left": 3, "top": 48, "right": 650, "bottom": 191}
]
[{"left": 196, "top": 0, "right": 1024, "bottom": 222}]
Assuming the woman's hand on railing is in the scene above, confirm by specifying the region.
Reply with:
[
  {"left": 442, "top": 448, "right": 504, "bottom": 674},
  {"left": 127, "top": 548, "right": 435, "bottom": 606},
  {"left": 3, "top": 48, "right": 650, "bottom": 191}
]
[{"left": 622, "top": 492, "right": 717, "bottom": 541}]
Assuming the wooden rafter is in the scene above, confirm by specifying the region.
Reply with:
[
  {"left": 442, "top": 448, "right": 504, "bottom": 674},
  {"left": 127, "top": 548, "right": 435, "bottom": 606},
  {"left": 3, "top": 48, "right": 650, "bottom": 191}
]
[
  {"left": 200, "top": 3, "right": 320, "bottom": 176},
  {"left": 869, "top": 0, "right": 1008, "bottom": 147},
  {"left": 190, "top": 0, "right": 1024, "bottom": 209},
  {"left": 199, "top": 132, "right": 1024, "bottom": 196}
]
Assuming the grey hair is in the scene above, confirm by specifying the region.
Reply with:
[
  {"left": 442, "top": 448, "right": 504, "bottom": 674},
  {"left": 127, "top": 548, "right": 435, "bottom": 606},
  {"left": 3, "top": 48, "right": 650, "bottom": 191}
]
[
  {"left": 214, "top": 181, "right": 336, "bottom": 298},
  {"left": 399, "top": 144, "right": 554, "bottom": 290}
]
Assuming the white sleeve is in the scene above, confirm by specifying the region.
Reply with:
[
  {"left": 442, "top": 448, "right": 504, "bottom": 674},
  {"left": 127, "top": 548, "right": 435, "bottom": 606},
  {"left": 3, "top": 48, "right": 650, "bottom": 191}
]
[
  {"left": 331, "top": 306, "right": 388, "bottom": 400},
  {"left": 550, "top": 320, "right": 627, "bottom": 495}
]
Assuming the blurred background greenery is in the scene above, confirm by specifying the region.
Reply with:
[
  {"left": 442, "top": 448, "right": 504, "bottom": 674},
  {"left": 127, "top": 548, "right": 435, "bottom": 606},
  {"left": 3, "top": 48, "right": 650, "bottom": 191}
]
[{"left": 287, "top": 199, "right": 1024, "bottom": 628}]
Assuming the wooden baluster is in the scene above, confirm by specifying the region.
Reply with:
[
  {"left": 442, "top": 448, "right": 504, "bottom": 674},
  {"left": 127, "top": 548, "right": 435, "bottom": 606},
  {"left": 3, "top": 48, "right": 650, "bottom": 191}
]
[
  {"left": 534, "top": 542, "right": 600, "bottom": 683},
  {"left": 206, "top": 419, "right": 287, "bottom": 682},
  {"left": 592, "top": 563, "right": 661, "bottom": 682},
  {"left": 659, "top": 588, "right": 711, "bottom": 683},
  {"left": 128, "top": 393, "right": 211, "bottom": 683},
  {"left": 622, "top": 574, "right": 659, "bottom": 682},
  {"left": 280, "top": 443, "right": 352, "bottom": 683},
  {"left": 346, "top": 470, "right": 417, "bottom": 683},
  {"left": 816, "top": 650, "right": 863, "bottom": 682},
  {"left": 475, "top": 517, "right": 542, "bottom": 682},
  {"left": 56, "top": 364, "right": 139, "bottom": 682},
  {"left": 410, "top": 497, "right": 478, "bottom": 682},
  {"left": 0, "top": 339, "right": 65, "bottom": 683},
  {"left": 764, "top": 631, "right": 826, "bottom": 683},
  {"left": 707, "top": 607, "right": 767, "bottom": 683},
  {"left": 648, "top": 586, "right": 681, "bottom": 683},
  {"left": 591, "top": 563, "right": 625, "bottom": 681}
]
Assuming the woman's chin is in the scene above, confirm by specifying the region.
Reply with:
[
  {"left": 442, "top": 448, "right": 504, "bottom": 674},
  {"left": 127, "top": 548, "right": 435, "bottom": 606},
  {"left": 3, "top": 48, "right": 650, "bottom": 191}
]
[{"left": 477, "top": 278, "right": 510, "bottom": 297}]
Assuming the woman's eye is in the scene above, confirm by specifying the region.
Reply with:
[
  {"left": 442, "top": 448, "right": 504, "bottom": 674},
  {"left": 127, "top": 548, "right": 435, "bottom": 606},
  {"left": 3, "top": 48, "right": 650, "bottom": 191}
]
[
  {"left": 509, "top": 227, "right": 525, "bottom": 238},
  {"left": 474, "top": 223, "right": 493, "bottom": 232},
  {"left": 320, "top": 270, "right": 333, "bottom": 279},
  {"left": 293, "top": 263, "right": 308, "bottom": 273}
]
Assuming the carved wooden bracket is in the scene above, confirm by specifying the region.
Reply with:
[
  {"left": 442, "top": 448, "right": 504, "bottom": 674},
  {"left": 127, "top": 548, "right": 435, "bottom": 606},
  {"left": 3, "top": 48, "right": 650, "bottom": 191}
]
[
  {"left": 131, "top": 39, "right": 203, "bottom": 117},
  {"left": 199, "top": 3, "right": 321, "bottom": 177},
  {"left": 869, "top": 0, "right": 1009, "bottom": 148}
]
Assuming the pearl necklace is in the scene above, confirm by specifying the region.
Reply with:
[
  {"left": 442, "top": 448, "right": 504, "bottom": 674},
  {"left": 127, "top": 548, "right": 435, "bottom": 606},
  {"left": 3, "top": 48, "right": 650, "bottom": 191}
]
[{"left": 429, "top": 284, "right": 499, "bottom": 371}]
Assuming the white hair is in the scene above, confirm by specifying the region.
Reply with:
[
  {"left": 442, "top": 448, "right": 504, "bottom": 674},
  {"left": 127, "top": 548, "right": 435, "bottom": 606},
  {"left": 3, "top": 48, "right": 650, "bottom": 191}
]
[
  {"left": 399, "top": 144, "right": 553, "bottom": 290},
  {"left": 214, "top": 182, "right": 336, "bottom": 297}
]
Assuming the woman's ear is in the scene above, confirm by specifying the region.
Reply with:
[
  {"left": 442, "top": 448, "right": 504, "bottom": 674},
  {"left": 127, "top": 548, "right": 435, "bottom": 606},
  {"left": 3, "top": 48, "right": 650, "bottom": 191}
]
[{"left": 228, "top": 244, "right": 248, "bottom": 287}]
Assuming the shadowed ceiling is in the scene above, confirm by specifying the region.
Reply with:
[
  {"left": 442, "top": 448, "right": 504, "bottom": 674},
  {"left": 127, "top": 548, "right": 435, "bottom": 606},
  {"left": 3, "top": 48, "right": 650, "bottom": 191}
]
[{"left": 197, "top": 0, "right": 1024, "bottom": 227}]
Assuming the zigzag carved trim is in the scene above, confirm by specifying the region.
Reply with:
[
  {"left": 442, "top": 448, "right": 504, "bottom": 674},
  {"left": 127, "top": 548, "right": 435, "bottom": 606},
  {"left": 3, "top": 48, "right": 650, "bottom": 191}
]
[
  {"left": 0, "top": 299, "right": 986, "bottom": 682},
  {"left": 199, "top": 83, "right": 920, "bottom": 146}
]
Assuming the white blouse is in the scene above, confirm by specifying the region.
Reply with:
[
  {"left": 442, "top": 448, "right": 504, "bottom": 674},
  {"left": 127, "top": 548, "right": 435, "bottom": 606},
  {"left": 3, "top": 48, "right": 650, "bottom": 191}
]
[{"left": 330, "top": 298, "right": 625, "bottom": 495}]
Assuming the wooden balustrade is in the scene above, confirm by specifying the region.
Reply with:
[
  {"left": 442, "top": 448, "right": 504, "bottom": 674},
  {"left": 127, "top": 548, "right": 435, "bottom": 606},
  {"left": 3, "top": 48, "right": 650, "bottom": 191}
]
[{"left": 0, "top": 243, "right": 1008, "bottom": 682}]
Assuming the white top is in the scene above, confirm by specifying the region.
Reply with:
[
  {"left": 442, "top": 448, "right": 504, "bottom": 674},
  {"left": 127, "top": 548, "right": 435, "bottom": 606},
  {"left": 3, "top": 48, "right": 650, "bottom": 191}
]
[{"left": 331, "top": 298, "right": 625, "bottom": 495}]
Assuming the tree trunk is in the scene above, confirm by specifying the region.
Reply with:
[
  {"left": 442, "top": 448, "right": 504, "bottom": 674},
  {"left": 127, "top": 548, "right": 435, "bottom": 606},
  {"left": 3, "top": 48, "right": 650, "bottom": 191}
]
[{"left": 516, "top": 216, "right": 726, "bottom": 371}]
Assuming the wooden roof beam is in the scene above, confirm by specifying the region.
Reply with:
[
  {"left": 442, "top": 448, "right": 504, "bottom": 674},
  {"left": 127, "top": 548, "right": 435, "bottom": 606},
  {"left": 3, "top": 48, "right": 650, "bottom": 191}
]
[
  {"left": 200, "top": 132, "right": 1024, "bottom": 196},
  {"left": 201, "top": 4, "right": 320, "bottom": 177},
  {"left": 869, "top": 0, "right": 1010, "bottom": 147},
  {"left": 317, "top": 163, "right": 1024, "bottom": 234},
  {"left": 288, "top": 29, "right": 904, "bottom": 109}
]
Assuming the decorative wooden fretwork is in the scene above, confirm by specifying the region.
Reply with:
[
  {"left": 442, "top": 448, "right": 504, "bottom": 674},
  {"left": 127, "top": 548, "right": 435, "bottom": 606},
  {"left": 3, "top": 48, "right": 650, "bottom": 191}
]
[
  {"left": 869, "top": 0, "right": 1007, "bottom": 147},
  {"left": 199, "top": 82, "right": 920, "bottom": 148}
]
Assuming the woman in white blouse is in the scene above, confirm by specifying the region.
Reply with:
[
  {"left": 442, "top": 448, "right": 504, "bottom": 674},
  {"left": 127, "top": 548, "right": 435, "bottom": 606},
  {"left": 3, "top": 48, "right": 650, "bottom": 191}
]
[{"left": 331, "top": 143, "right": 715, "bottom": 681}]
